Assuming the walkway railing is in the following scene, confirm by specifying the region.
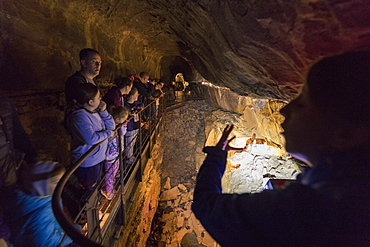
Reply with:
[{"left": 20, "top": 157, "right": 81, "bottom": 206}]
[{"left": 52, "top": 96, "right": 166, "bottom": 246}]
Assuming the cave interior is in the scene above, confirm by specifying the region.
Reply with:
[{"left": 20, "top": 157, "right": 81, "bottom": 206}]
[{"left": 1, "top": 0, "right": 370, "bottom": 246}]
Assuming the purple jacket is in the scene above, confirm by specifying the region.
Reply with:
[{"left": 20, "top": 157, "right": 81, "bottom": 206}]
[{"left": 67, "top": 109, "right": 115, "bottom": 167}]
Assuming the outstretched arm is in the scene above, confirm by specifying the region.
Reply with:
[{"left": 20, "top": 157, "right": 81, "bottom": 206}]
[{"left": 192, "top": 125, "right": 288, "bottom": 246}]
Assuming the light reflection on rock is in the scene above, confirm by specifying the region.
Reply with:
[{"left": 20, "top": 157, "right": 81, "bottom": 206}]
[{"left": 148, "top": 85, "right": 303, "bottom": 246}]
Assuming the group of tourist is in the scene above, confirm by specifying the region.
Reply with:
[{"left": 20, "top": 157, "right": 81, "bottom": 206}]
[
  {"left": 64, "top": 49, "right": 165, "bottom": 221},
  {"left": 1, "top": 47, "right": 368, "bottom": 247},
  {"left": 0, "top": 48, "right": 165, "bottom": 247}
]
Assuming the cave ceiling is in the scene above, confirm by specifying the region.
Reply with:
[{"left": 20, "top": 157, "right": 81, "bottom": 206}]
[{"left": 1, "top": 0, "right": 370, "bottom": 101}]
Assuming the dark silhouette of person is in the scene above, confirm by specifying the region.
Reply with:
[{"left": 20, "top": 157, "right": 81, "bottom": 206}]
[{"left": 192, "top": 50, "right": 370, "bottom": 246}]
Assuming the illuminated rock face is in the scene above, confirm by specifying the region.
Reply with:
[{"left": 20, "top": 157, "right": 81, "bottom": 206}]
[
  {"left": 205, "top": 110, "right": 300, "bottom": 194},
  {"left": 1, "top": 1, "right": 369, "bottom": 100},
  {"left": 150, "top": 86, "right": 301, "bottom": 246},
  {"left": 199, "top": 84, "right": 301, "bottom": 194},
  {"left": 1, "top": 1, "right": 369, "bottom": 245}
]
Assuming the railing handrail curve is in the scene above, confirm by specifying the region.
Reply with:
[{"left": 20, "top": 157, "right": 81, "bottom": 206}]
[
  {"left": 52, "top": 140, "right": 104, "bottom": 247},
  {"left": 52, "top": 99, "right": 160, "bottom": 246}
]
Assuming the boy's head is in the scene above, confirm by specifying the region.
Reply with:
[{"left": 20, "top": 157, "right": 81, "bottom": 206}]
[
  {"left": 108, "top": 106, "right": 129, "bottom": 124},
  {"left": 127, "top": 87, "right": 139, "bottom": 101}
]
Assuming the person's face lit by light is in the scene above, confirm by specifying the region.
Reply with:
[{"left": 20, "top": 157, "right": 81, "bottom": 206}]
[{"left": 82, "top": 52, "right": 102, "bottom": 78}]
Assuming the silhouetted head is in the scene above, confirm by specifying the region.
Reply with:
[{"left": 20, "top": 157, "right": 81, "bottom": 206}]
[
  {"left": 307, "top": 50, "right": 370, "bottom": 124},
  {"left": 280, "top": 50, "right": 370, "bottom": 165},
  {"left": 127, "top": 87, "right": 139, "bottom": 101},
  {"left": 139, "top": 72, "right": 149, "bottom": 83}
]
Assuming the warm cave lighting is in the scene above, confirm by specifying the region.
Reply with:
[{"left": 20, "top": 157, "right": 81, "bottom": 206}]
[
  {"left": 201, "top": 81, "right": 230, "bottom": 90},
  {"left": 230, "top": 137, "right": 247, "bottom": 149},
  {"left": 223, "top": 134, "right": 299, "bottom": 194}
]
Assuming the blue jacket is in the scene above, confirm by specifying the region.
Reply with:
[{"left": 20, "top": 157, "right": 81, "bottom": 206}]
[
  {"left": 9, "top": 190, "right": 72, "bottom": 247},
  {"left": 192, "top": 147, "right": 370, "bottom": 246},
  {"left": 67, "top": 109, "right": 115, "bottom": 167}
]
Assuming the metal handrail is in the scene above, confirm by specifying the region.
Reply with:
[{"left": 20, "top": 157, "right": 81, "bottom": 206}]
[
  {"left": 52, "top": 98, "right": 164, "bottom": 246},
  {"left": 52, "top": 140, "right": 104, "bottom": 247}
]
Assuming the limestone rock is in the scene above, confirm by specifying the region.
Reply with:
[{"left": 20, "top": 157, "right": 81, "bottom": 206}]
[
  {"left": 181, "top": 233, "right": 205, "bottom": 247},
  {"left": 160, "top": 186, "right": 180, "bottom": 201},
  {"left": 164, "top": 177, "right": 171, "bottom": 190},
  {"left": 1, "top": 1, "right": 369, "bottom": 100},
  {"left": 149, "top": 95, "right": 303, "bottom": 246}
]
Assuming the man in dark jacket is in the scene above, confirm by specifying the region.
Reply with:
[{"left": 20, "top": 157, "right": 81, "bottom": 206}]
[
  {"left": 133, "top": 72, "right": 154, "bottom": 104},
  {"left": 192, "top": 51, "right": 370, "bottom": 246},
  {"left": 65, "top": 48, "right": 102, "bottom": 107}
]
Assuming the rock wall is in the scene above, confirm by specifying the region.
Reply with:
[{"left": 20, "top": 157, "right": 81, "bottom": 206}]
[
  {"left": 148, "top": 88, "right": 301, "bottom": 246},
  {"left": 2, "top": 1, "right": 369, "bottom": 99},
  {"left": 198, "top": 83, "right": 301, "bottom": 193},
  {"left": 196, "top": 82, "right": 286, "bottom": 146},
  {"left": 0, "top": 0, "right": 180, "bottom": 91},
  {"left": 3, "top": 91, "right": 70, "bottom": 164},
  {"left": 148, "top": 100, "right": 216, "bottom": 247},
  {"left": 116, "top": 142, "right": 163, "bottom": 247}
]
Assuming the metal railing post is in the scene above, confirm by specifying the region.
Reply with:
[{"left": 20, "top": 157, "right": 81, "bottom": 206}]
[
  {"left": 52, "top": 95, "right": 167, "bottom": 246},
  {"left": 117, "top": 127, "right": 126, "bottom": 225},
  {"left": 52, "top": 141, "right": 104, "bottom": 247},
  {"left": 86, "top": 189, "right": 103, "bottom": 242}
]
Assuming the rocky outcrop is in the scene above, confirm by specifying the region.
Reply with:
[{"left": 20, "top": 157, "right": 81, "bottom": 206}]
[
  {"left": 1, "top": 1, "right": 369, "bottom": 245},
  {"left": 148, "top": 91, "right": 301, "bottom": 246},
  {"left": 147, "top": 100, "right": 216, "bottom": 246},
  {"left": 1, "top": 1, "right": 369, "bottom": 100},
  {"left": 116, "top": 143, "right": 163, "bottom": 247},
  {"left": 5, "top": 91, "right": 70, "bottom": 164}
]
